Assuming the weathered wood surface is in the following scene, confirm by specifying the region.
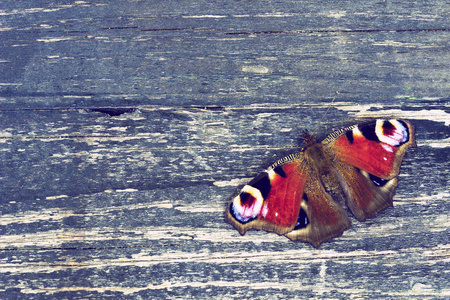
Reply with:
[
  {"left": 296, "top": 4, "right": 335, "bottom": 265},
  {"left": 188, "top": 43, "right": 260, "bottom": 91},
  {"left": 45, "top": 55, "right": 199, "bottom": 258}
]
[{"left": 1, "top": 1, "right": 449, "bottom": 299}]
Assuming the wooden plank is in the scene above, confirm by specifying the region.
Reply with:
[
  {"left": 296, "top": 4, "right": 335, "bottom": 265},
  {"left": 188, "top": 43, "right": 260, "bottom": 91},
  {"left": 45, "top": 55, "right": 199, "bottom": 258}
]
[
  {"left": 1, "top": 2, "right": 450, "bottom": 108},
  {"left": 1, "top": 1, "right": 449, "bottom": 299}
]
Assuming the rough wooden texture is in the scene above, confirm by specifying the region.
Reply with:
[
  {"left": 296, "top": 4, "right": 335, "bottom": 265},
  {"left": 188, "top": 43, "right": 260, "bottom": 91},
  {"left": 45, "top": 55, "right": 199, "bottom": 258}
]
[{"left": 1, "top": 1, "right": 449, "bottom": 299}]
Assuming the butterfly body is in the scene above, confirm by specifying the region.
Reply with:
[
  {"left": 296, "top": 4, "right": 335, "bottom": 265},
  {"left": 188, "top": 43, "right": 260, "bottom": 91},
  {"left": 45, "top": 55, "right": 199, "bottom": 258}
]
[{"left": 226, "top": 119, "right": 416, "bottom": 247}]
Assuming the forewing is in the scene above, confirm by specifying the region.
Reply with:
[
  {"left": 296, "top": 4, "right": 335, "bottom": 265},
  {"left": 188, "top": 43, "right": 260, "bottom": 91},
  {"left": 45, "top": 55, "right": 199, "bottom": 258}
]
[
  {"left": 226, "top": 153, "right": 307, "bottom": 236},
  {"left": 324, "top": 119, "right": 416, "bottom": 220},
  {"left": 324, "top": 119, "right": 416, "bottom": 179}
]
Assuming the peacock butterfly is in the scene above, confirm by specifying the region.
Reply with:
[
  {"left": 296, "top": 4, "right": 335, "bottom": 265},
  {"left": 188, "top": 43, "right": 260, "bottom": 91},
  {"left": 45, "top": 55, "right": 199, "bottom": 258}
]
[{"left": 226, "top": 119, "right": 416, "bottom": 247}]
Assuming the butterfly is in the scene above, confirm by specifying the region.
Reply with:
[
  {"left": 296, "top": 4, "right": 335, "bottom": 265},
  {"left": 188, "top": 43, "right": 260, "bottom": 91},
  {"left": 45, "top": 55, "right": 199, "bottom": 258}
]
[{"left": 226, "top": 119, "right": 416, "bottom": 247}]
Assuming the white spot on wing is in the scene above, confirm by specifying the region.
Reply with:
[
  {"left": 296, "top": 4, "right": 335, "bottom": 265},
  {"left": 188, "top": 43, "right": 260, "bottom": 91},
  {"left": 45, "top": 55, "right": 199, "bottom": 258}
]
[
  {"left": 267, "top": 169, "right": 276, "bottom": 181},
  {"left": 376, "top": 119, "right": 408, "bottom": 146},
  {"left": 233, "top": 185, "right": 264, "bottom": 219},
  {"left": 353, "top": 127, "right": 363, "bottom": 137},
  {"left": 261, "top": 204, "right": 269, "bottom": 218},
  {"left": 382, "top": 143, "right": 395, "bottom": 153}
]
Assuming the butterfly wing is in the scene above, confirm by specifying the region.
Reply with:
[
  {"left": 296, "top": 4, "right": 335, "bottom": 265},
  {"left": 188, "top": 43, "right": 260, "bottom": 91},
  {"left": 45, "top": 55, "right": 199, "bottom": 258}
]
[
  {"left": 226, "top": 154, "right": 307, "bottom": 236},
  {"left": 324, "top": 119, "right": 416, "bottom": 220},
  {"left": 226, "top": 151, "right": 351, "bottom": 248},
  {"left": 284, "top": 173, "right": 351, "bottom": 248}
]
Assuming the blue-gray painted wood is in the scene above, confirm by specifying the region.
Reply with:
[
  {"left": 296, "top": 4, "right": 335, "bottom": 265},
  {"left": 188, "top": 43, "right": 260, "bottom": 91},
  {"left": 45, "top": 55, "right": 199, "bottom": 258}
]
[{"left": 1, "top": 1, "right": 449, "bottom": 299}]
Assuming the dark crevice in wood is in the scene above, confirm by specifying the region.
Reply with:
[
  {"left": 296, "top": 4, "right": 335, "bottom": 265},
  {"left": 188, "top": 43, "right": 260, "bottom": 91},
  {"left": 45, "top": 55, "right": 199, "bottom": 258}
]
[{"left": 88, "top": 108, "right": 137, "bottom": 116}]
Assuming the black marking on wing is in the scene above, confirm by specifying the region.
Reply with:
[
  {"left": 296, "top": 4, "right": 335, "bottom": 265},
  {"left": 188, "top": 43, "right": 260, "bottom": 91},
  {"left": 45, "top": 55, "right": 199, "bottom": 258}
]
[
  {"left": 248, "top": 172, "right": 271, "bottom": 199},
  {"left": 239, "top": 192, "right": 253, "bottom": 206},
  {"left": 382, "top": 120, "right": 395, "bottom": 132},
  {"left": 395, "top": 120, "right": 410, "bottom": 145},
  {"left": 359, "top": 122, "right": 380, "bottom": 142},
  {"left": 345, "top": 130, "right": 354, "bottom": 144},
  {"left": 303, "top": 193, "right": 309, "bottom": 202},
  {"left": 369, "top": 173, "right": 389, "bottom": 187},
  {"left": 294, "top": 208, "right": 309, "bottom": 230},
  {"left": 273, "top": 165, "right": 287, "bottom": 178}
]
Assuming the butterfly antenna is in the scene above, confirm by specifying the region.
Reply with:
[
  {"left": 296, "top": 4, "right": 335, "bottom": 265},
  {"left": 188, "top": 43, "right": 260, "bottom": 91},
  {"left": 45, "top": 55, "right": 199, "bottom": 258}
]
[{"left": 312, "top": 91, "right": 339, "bottom": 135}]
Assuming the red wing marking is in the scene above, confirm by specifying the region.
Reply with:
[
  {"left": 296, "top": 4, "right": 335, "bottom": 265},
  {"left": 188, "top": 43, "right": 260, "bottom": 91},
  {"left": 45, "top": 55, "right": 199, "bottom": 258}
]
[
  {"left": 332, "top": 134, "right": 397, "bottom": 178},
  {"left": 259, "top": 161, "right": 306, "bottom": 228}
]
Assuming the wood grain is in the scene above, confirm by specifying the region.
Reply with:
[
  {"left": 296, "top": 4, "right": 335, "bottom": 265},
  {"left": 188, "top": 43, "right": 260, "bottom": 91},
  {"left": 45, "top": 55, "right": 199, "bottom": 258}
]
[{"left": 1, "top": 1, "right": 449, "bottom": 299}]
